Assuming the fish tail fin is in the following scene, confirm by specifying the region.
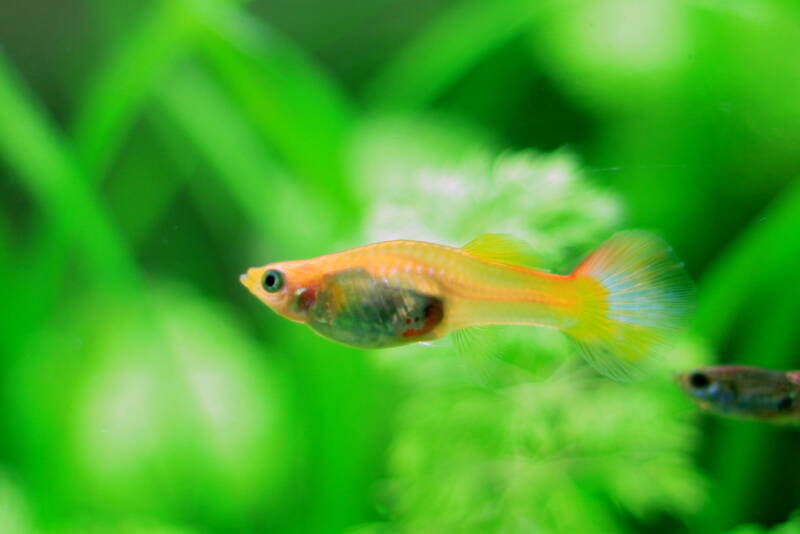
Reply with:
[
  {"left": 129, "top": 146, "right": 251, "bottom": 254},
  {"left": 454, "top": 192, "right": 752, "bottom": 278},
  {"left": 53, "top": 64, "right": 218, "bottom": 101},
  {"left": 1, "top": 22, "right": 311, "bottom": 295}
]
[{"left": 566, "top": 231, "right": 694, "bottom": 380}]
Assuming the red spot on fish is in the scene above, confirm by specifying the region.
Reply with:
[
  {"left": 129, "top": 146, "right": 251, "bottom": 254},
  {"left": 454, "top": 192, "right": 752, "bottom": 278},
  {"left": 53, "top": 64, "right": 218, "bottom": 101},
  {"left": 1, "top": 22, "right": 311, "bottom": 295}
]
[
  {"left": 787, "top": 371, "right": 800, "bottom": 385},
  {"left": 401, "top": 301, "right": 443, "bottom": 338},
  {"left": 296, "top": 286, "right": 317, "bottom": 312}
]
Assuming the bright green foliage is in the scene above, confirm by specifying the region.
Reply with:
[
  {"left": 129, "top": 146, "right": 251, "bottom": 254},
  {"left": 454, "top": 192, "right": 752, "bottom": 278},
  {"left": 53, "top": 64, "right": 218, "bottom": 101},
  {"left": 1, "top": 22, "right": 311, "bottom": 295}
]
[
  {"left": 350, "top": 116, "right": 621, "bottom": 270},
  {"left": 5, "top": 287, "right": 288, "bottom": 531},
  {"left": 1, "top": 0, "right": 799, "bottom": 533},
  {"left": 730, "top": 512, "right": 800, "bottom": 534}
]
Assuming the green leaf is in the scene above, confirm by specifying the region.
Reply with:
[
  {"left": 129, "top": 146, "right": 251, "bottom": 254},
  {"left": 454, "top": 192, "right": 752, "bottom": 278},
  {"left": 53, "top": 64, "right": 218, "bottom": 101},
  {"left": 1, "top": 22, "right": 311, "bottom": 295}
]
[
  {"left": 364, "top": 0, "right": 540, "bottom": 109},
  {"left": 72, "top": 0, "right": 198, "bottom": 177},
  {"left": 0, "top": 52, "right": 139, "bottom": 292},
  {"left": 192, "top": 2, "right": 359, "bottom": 218},
  {"left": 729, "top": 510, "right": 800, "bottom": 534},
  {"left": 156, "top": 66, "right": 341, "bottom": 257},
  {"left": 693, "top": 179, "right": 800, "bottom": 346}
]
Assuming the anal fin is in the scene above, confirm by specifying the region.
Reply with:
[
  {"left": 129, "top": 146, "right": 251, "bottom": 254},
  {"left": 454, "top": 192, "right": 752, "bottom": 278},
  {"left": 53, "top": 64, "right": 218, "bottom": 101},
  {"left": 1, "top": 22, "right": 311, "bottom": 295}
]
[{"left": 453, "top": 326, "right": 505, "bottom": 387}]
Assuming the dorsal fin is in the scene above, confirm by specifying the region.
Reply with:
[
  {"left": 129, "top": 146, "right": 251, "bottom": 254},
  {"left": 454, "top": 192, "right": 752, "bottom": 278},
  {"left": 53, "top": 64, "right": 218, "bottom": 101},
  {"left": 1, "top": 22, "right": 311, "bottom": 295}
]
[{"left": 462, "top": 234, "right": 538, "bottom": 266}]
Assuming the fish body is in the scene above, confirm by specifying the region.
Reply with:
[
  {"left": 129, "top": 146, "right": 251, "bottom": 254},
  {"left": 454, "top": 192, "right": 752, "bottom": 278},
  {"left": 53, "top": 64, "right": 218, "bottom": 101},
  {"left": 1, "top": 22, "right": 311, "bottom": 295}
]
[
  {"left": 241, "top": 231, "right": 693, "bottom": 379},
  {"left": 677, "top": 365, "right": 800, "bottom": 422}
]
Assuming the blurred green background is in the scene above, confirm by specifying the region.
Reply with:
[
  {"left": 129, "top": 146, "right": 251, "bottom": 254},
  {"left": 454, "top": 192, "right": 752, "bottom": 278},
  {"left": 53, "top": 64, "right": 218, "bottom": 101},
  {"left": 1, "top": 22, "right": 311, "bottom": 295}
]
[{"left": 1, "top": 0, "right": 800, "bottom": 532}]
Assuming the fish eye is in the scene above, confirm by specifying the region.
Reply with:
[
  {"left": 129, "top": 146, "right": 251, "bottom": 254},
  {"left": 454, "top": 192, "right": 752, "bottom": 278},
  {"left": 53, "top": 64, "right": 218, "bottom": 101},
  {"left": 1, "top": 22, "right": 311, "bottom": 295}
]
[
  {"left": 778, "top": 396, "right": 793, "bottom": 412},
  {"left": 689, "top": 372, "right": 711, "bottom": 389},
  {"left": 263, "top": 269, "right": 284, "bottom": 293}
]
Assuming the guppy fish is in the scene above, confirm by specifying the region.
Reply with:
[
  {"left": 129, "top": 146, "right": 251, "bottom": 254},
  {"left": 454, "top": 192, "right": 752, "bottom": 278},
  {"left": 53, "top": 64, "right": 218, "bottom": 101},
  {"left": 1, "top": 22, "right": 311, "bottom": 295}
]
[
  {"left": 240, "top": 231, "right": 693, "bottom": 379},
  {"left": 677, "top": 365, "right": 800, "bottom": 422}
]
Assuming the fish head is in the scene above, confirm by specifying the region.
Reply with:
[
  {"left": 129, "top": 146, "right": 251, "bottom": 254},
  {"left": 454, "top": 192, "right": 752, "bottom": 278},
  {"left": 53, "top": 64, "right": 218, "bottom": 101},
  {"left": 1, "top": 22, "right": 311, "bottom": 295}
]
[
  {"left": 677, "top": 367, "right": 735, "bottom": 412},
  {"left": 240, "top": 260, "right": 321, "bottom": 323}
]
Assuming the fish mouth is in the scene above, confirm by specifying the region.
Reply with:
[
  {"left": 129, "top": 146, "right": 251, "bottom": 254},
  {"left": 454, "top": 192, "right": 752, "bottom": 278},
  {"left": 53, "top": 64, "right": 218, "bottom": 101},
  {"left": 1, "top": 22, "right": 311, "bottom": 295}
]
[{"left": 240, "top": 267, "right": 265, "bottom": 291}]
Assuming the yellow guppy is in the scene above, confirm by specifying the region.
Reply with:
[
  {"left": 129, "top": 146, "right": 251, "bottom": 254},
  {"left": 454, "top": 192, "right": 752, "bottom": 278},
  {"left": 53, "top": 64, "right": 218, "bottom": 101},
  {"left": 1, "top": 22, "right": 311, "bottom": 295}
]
[{"left": 240, "top": 231, "right": 693, "bottom": 379}]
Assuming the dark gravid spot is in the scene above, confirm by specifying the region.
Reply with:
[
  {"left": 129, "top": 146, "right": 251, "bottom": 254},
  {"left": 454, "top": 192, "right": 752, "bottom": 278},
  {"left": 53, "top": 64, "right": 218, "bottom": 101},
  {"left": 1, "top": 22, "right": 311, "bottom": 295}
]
[
  {"left": 293, "top": 287, "right": 317, "bottom": 312},
  {"left": 401, "top": 300, "right": 444, "bottom": 339},
  {"left": 306, "top": 268, "right": 445, "bottom": 348},
  {"left": 777, "top": 396, "right": 793, "bottom": 412},
  {"left": 689, "top": 372, "right": 710, "bottom": 389}
]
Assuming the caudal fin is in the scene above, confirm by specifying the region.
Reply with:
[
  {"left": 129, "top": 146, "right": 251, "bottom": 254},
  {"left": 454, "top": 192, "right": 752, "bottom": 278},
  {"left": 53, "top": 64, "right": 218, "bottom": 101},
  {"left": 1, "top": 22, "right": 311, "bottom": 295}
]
[{"left": 567, "top": 231, "right": 694, "bottom": 380}]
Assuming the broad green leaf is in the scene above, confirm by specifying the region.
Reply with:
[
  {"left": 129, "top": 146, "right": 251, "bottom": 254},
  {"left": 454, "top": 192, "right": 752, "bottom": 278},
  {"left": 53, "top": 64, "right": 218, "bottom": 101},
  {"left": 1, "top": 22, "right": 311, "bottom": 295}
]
[
  {"left": 0, "top": 52, "right": 139, "bottom": 292},
  {"left": 157, "top": 66, "right": 340, "bottom": 258},
  {"left": 72, "top": 0, "right": 198, "bottom": 177},
  {"left": 193, "top": 2, "right": 358, "bottom": 219},
  {"left": 365, "top": 0, "right": 540, "bottom": 109},
  {"left": 693, "top": 179, "right": 800, "bottom": 346}
]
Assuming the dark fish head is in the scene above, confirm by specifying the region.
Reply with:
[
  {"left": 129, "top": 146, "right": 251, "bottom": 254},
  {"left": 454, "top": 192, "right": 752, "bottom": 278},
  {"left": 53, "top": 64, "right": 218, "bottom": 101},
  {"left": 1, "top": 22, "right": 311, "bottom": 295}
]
[
  {"left": 677, "top": 367, "right": 736, "bottom": 412},
  {"left": 676, "top": 365, "right": 799, "bottom": 419}
]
